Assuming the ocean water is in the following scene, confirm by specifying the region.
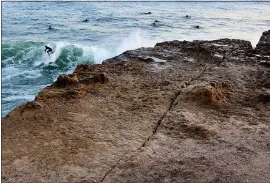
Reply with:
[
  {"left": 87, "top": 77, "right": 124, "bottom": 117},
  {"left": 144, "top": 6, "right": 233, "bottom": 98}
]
[{"left": 1, "top": 2, "right": 270, "bottom": 117}]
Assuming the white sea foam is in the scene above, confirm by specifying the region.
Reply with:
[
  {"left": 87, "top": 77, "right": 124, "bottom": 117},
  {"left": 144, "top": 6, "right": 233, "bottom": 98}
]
[
  {"left": 90, "top": 46, "right": 113, "bottom": 63},
  {"left": 91, "top": 29, "right": 159, "bottom": 63},
  {"left": 2, "top": 94, "right": 35, "bottom": 102},
  {"left": 2, "top": 67, "right": 42, "bottom": 81}
]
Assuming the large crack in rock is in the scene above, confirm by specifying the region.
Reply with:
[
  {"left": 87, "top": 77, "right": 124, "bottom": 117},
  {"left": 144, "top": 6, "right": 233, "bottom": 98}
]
[
  {"left": 100, "top": 65, "right": 209, "bottom": 183},
  {"left": 2, "top": 31, "right": 270, "bottom": 183},
  {"left": 99, "top": 35, "right": 270, "bottom": 183}
]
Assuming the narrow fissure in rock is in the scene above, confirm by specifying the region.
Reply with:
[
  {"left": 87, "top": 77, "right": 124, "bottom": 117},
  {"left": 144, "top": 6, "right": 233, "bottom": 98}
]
[{"left": 100, "top": 65, "right": 208, "bottom": 182}]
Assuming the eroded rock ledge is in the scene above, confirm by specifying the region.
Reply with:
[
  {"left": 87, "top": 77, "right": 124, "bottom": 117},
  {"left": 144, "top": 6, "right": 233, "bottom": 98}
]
[{"left": 2, "top": 30, "right": 270, "bottom": 183}]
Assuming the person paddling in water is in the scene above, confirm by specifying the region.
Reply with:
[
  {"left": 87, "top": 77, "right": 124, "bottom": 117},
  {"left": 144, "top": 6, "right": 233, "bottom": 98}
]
[{"left": 44, "top": 45, "right": 53, "bottom": 55}]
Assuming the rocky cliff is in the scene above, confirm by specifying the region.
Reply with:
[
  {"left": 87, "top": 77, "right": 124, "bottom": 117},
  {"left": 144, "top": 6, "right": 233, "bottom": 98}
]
[{"left": 2, "top": 30, "right": 270, "bottom": 183}]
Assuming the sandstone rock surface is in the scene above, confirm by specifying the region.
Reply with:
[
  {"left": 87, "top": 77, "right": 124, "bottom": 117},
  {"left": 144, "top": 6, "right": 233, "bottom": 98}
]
[{"left": 2, "top": 30, "right": 270, "bottom": 183}]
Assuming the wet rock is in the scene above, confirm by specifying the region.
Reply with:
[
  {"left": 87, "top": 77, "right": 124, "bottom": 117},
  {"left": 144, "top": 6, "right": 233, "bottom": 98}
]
[
  {"left": 255, "top": 30, "right": 270, "bottom": 56},
  {"left": 259, "top": 89, "right": 270, "bottom": 103},
  {"left": 93, "top": 73, "right": 109, "bottom": 84},
  {"left": 25, "top": 101, "right": 43, "bottom": 109},
  {"left": 259, "top": 60, "right": 270, "bottom": 67},
  {"left": 155, "top": 40, "right": 183, "bottom": 49},
  {"left": 52, "top": 73, "right": 79, "bottom": 88},
  {"left": 79, "top": 73, "right": 109, "bottom": 85},
  {"left": 182, "top": 82, "right": 230, "bottom": 105},
  {"left": 212, "top": 53, "right": 224, "bottom": 64}
]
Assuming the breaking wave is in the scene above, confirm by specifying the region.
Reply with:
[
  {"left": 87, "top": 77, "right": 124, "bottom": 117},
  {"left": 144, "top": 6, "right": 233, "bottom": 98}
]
[{"left": 1, "top": 30, "right": 155, "bottom": 116}]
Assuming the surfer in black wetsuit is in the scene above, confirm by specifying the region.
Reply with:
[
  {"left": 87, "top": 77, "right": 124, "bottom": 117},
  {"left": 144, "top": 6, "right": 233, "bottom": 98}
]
[{"left": 44, "top": 45, "right": 53, "bottom": 55}]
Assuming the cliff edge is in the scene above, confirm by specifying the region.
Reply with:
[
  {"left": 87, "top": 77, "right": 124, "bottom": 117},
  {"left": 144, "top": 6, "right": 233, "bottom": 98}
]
[{"left": 2, "top": 30, "right": 270, "bottom": 183}]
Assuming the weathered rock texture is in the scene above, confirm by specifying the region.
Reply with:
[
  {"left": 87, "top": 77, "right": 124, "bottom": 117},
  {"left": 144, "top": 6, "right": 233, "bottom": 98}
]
[
  {"left": 255, "top": 30, "right": 270, "bottom": 56},
  {"left": 2, "top": 30, "right": 270, "bottom": 183},
  {"left": 255, "top": 30, "right": 270, "bottom": 66}
]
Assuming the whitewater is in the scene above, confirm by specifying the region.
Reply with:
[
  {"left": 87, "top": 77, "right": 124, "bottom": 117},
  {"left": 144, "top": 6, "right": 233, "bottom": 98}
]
[{"left": 2, "top": 2, "right": 270, "bottom": 116}]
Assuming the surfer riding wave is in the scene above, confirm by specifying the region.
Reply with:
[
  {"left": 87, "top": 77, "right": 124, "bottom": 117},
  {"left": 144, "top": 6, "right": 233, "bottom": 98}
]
[{"left": 44, "top": 45, "right": 53, "bottom": 55}]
